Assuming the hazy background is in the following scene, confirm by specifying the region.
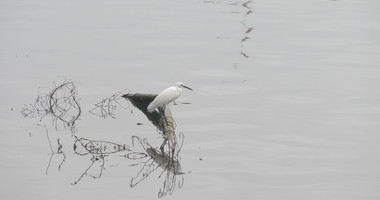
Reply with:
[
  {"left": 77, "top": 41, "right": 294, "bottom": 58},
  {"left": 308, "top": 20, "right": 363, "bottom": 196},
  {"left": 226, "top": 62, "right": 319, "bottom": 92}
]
[{"left": 1, "top": 0, "right": 380, "bottom": 199}]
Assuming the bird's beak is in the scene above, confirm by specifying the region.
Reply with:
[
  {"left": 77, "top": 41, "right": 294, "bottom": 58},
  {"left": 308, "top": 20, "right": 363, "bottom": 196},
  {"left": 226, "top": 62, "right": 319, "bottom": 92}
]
[{"left": 183, "top": 85, "right": 193, "bottom": 91}]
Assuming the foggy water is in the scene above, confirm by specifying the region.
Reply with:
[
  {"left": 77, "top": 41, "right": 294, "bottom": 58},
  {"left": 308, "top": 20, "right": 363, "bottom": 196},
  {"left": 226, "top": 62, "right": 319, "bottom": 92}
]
[{"left": 1, "top": 0, "right": 380, "bottom": 199}]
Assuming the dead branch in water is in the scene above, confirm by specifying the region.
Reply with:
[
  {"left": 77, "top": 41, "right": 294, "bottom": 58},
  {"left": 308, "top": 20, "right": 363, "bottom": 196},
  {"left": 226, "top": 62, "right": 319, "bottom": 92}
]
[
  {"left": 89, "top": 90, "right": 129, "bottom": 118},
  {"left": 21, "top": 80, "right": 81, "bottom": 133}
]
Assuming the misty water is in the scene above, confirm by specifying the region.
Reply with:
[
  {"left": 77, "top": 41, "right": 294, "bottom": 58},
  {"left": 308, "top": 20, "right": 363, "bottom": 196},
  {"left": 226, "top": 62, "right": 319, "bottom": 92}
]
[{"left": 1, "top": 0, "right": 380, "bottom": 199}]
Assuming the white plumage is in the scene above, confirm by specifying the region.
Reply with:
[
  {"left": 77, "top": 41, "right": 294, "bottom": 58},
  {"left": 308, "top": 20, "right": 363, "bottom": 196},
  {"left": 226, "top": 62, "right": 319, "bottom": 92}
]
[{"left": 147, "top": 82, "right": 192, "bottom": 113}]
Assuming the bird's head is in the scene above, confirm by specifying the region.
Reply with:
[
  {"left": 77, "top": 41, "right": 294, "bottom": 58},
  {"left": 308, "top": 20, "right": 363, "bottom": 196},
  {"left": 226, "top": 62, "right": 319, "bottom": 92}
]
[{"left": 176, "top": 82, "right": 193, "bottom": 91}]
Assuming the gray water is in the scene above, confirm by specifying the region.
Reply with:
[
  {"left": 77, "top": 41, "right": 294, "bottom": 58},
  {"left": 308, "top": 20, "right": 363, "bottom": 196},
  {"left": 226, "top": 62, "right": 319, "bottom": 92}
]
[{"left": 1, "top": 0, "right": 380, "bottom": 199}]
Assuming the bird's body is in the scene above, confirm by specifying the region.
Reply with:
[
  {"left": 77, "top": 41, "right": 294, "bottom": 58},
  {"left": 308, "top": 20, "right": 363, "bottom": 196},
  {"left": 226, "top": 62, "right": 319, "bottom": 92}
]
[{"left": 147, "top": 82, "right": 192, "bottom": 113}]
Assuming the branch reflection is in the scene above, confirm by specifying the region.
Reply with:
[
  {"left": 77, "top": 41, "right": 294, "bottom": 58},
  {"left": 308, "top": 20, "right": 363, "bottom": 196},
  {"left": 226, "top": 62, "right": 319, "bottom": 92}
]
[
  {"left": 204, "top": 0, "right": 253, "bottom": 62},
  {"left": 71, "top": 135, "right": 130, "bottom": 185},
  {"left": 240, "top": 0, "right": 253, "bottom": 58}
]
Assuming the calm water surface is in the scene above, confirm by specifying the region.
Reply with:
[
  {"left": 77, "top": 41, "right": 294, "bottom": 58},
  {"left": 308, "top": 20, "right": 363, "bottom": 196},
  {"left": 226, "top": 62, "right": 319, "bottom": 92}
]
[{"left": 1, "top": 0, "right": 380, "bottom": 199}]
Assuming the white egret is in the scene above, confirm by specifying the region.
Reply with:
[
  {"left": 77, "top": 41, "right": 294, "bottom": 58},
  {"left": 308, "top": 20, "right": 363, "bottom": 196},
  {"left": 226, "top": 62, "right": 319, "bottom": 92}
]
[{"left": 147, "top": 82, "right": 193, "bottom": 113}]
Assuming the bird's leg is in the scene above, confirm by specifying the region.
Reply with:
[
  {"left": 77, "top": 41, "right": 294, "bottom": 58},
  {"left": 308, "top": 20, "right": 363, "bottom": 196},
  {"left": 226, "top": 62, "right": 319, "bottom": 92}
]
[
  {"left": 160, "top": 139, "right": 167, "bottom": 159},
  {"left": 159, "top": 104, "right": 166, "bottom": 115},
  {"left": 173, "top": 100, "right": 177, "bottom": 105},
  {"left": 159, "top": 105, "right": 169, "bottom": 126}
]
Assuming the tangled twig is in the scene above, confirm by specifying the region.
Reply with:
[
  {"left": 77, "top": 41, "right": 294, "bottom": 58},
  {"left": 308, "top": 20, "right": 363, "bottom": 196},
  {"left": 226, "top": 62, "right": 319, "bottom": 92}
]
[
  {"left": 89, "top": 90, "right": 129, "bottom": 118},
  {"left": 21, "top": 80, "right": 81, "bottom": 133}
]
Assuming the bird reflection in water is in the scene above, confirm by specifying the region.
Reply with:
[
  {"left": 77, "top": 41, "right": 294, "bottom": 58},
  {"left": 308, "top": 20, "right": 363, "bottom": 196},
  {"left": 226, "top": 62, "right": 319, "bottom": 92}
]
[{"left": 130, "top": 135, "right": 185, "bottom": 198}]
